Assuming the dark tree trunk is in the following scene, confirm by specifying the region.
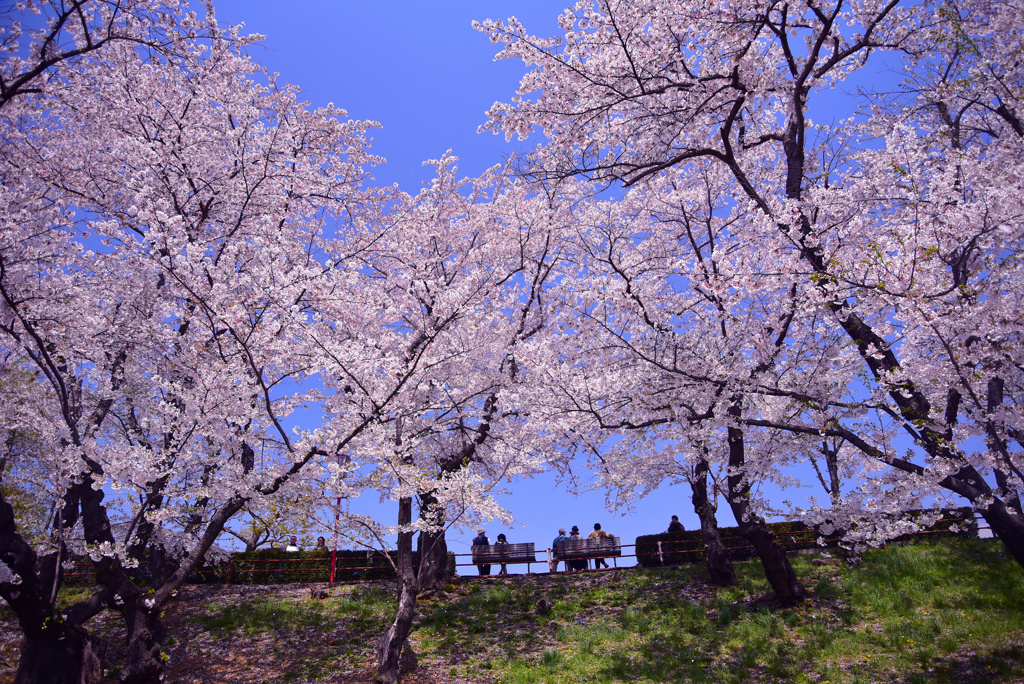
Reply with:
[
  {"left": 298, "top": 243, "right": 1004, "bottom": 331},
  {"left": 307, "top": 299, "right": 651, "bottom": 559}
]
[
  {"left": 690, "top": 457, "right": 736, "bottom": 587},
  {"left": 415, "top": 491, "right": 449, "bottom": 592},
  {"left": 148, "top": 543, "right": 179, "bottom": 589},
  {"left": 114, "top": 497, "right": 247, "bottom": 683},
  {"left": 994, "top": 469, "right": 1024, "bottom": 517},
  {"left": 2, "top": 485, "right": 108, "bottom": 684},
  {"left": 416, "top": 529, "right": 450, "bottom": 592},
  {"left": 987, "top": 377, "right": 1024, "bottom": 517},
  {"left": 726, "top": 418, "right": 806, "bottom": 607},
  {"left": 77, "top": 478, "right": 172, "bottom": 684},
  {"left": 14, "top": 628, "right": 106, "bottom": 684},
  {"left": 978, "top": 500, "right": 1024, "bottom": 568},
  {"left": 728, "top": 498, "right": 807, "bottom": 607},
  {"left": 81, "top": 553, "right": 165, "bottom": 684},
  {"left": 121, "top": 605, "right": 167, "bottom": 684},
  {"left": 377, "top": 496, "right": 418, "bottom": 684}
]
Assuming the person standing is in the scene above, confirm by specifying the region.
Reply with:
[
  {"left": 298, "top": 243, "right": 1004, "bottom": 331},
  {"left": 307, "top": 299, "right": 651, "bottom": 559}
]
[
  {"left": 668, "top": 515, "right": 685, "bottom": 533},
  {"left": 550, "top": 528, "right": 568, "bottom": 573},
  {"left": 472, "top": 528, "right": 491, "bottom": 576},
  {"left": 588, "top": 523, "right": 613, "bottom": 569}
]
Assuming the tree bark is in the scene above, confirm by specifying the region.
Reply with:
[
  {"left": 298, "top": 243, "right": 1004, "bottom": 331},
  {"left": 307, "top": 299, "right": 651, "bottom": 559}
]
[
  {"left": 377, "top": 496, "right": 418, "bottom": 684},
  {"left": 2, "top": 486, "right": 108, "bottom": 684},
  {"left": 987, "top": 377, "right": 1024, "bottom": 517},
  {"left": 14, "top": 628, "right": 106, "bottom": 684},
  {"left": 75, "top": 476, "right": 166, "bottom": 684},
  {"left": 148, "top": 543, "right": 179, "bottom": 590},
  {"left": 690, "top": 457, "right": 736, "bottom": 587},
  {"left": 726, "top": 420, "right": 806, "bottom": 607},
  {"left": 416, "top": 529, "right": 449, "bottom": 592},
  {"left": 977, "top": 499, "right": 1024, "bottom": 568},
  {"left": 415, "top": 492, "right": 449, "bottom": 592},
  {"left": 121, "top": 605, "right": 166, "bottom": 684}
]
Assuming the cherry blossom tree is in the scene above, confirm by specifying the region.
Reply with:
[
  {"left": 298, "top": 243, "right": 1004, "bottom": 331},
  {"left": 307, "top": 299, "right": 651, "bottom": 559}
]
[
  {"left": 0, "top": 0, "right": 210, "bottom": 111},
  {"left": 519, "top": 162, "right": 846, "bottom": 603},
  {"left": 308, "top": 156, "right": 570, "bottom": 682},
  {"left": 0, "top": 3, "right": 396, "bottom": 681},
  {"left": 479, "top": 0, "right": 1024, "bottom": 575}
]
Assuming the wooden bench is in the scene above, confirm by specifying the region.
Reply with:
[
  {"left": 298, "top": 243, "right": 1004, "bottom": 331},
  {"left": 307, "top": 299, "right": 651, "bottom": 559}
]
[
  {"left": 554, "top": 537, "right": 622, "bottom": 569},
  {"left": 471, "top": 542, "right": 537, "bottom": 573}
]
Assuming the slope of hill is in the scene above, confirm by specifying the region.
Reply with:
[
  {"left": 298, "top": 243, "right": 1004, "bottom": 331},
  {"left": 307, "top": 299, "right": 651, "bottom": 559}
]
[{"left": 1, "top": 538, "right": 1022, "bottom": 683}]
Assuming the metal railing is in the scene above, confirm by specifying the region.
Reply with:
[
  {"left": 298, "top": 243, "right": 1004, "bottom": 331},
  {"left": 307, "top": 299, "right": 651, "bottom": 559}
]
[
  {"left": 60, "top": 516, "right": 990, "bottom": 584},
  {"left": 453, "top": 516, "right": 986, "bottom": 575}
]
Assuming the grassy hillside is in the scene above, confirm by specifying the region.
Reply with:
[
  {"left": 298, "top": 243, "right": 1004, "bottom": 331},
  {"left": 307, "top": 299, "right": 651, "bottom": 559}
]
[{"left": 1, "top": 538, "right": 1022, "bottom": 683}]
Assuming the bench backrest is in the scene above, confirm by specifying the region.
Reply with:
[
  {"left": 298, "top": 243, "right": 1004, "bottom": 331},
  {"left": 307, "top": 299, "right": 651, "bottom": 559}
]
[
  {"left": 555, "top": 536, "right": 622, "bottom": 558},
  {"left": 471, "top": 542, "right": 537, "bottom": 563}
]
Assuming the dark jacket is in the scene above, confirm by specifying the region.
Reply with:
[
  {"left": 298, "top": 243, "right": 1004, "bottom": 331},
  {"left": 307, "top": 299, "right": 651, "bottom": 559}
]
[
  {"left": 552, "top": 534, "right": 568, "bottom": 556},
  {"left": 472, "top": 533, "right": 490, "bottom": 547}
]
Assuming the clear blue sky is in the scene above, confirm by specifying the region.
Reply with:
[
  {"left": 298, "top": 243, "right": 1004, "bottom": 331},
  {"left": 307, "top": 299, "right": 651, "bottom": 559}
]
[{"left": 213, "top": 0, "right": 563, "bottom": 189}]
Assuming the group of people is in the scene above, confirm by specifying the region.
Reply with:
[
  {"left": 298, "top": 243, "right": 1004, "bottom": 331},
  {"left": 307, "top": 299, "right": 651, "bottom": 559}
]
[
  {"left": 550, "top": 523, "right": 616, "bottom": 573},
  {"left": 472, "top": 523, "right": 617, "bottom": 575},
  {"left": 287, "top": 514, "right": 685, "bottom": 568},
  {"left": 471, "top": 530, "right": 511, "bottom": 575},
  {"left": 283, "top": 536, "right": 329, "bottom": 552},
  {"left": 471, "top": 516, "right": 694, "bottom": 576}
]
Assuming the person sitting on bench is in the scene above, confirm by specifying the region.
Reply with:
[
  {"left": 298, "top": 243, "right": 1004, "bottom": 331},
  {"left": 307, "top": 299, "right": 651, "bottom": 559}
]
[
  {"left": 550, "top": 528, "right": 568, "bottom": 573},
  {"left": 495, "top": 533, "right": 510, "bottom": 575},
  {"left": 589, "top": 523, "right": 613, "bottom": 569},
  {"left": 472, "top": 529, "right": 491, "bottom": 575}
]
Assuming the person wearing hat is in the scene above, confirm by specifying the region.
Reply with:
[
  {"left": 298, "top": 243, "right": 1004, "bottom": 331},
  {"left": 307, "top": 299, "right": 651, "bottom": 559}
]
[
  {"left": 568, "top": 525, "right": 587, "bottom": 571},
  {"left": 472, "top": 528, "right": 491, "bottom": 576},
  {"left": 550, "top": 527, "right": 568, "bottom": 573}
]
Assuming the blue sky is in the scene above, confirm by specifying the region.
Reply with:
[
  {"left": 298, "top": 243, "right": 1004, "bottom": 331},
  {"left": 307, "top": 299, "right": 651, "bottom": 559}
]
[{"left": 212, "top": 0, "right": 562, "bottom": 189}]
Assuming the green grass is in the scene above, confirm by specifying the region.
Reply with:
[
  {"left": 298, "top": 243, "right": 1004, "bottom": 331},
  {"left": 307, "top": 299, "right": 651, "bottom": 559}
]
[
  {"left": 196, "top": 596, "right": 332, "bottom": 635},
  {"left": 195, "top": 585, "right": 394, "bottom": 637},
  {"left": 35, "top": 537, "right": 1023, "bottom": 683},
  {"left": 189, "top": 586, "right": 395, "bottom": 682},
  {"left": 413, "top": 538, "right": 1024, "bottom": 683}
]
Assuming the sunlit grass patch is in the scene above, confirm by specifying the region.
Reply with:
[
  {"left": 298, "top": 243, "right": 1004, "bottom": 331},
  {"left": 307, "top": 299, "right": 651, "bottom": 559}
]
[
  {"left": 197, "top": 597, "right": 330, "bottom": 636},
  {"left": 454, "top": 538, "right": 1024, "bottom": 684}
]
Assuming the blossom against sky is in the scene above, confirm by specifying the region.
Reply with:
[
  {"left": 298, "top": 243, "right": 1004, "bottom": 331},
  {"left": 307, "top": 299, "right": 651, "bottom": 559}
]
[
  {"left": 203, "top": 0, "right": 715, "bottom": 559},
  {"left": 205, "top": 0, "right": 924, "bottom": 560}
]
